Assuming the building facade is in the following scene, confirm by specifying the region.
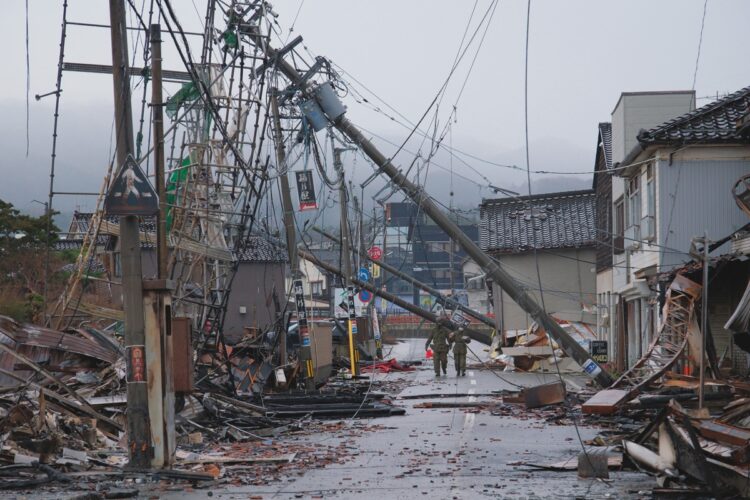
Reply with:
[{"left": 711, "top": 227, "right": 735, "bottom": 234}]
[{"left": 480, "top": 190, "right": 598, "bottom": 332}]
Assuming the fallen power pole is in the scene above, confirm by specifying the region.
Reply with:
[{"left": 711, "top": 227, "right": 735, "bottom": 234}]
[
  {"left": 262, "top": 41, "right": 613, "bottom": 387},
  {"left": 313, "top": 226, "right": 497, "bottom": 329},
  {"left": 298, "top": 248, "right": 492, "bottom": 345}
]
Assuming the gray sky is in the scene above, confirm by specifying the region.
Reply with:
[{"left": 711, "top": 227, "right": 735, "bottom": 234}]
[{"left": 2, "top": 0, "right": 750, "bottom": 219}]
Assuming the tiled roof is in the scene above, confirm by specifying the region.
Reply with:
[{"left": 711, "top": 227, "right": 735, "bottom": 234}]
[
  {"left": 637, "top": 86, "right": 750, "bottom": 145},
  {"left": 599, "top": 122, "right": 612, "bottom": 169},
  {"left": 70, "top": 212, "right": 157, "bottom": 234},
  {"left": 480, "top": 190, "right": 596, "bottom": 253},
  {"left": 235, "top": 235, "right": 288, "bottom": 263}
]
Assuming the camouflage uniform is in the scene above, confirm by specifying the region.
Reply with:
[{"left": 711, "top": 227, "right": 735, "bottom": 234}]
[
  {"left": 451, "top": 329, "right": 471, "bottom": 376},
  {"left": 425, "top": 322, "right": 451, "bottom": 376}
]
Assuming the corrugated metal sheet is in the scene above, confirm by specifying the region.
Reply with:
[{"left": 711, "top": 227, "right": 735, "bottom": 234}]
[
  {"left": 658, "top": 158, "right": 750, "bottom": 270},
  {"left": 0, "top": 315, "right": 120, "bottom": 386}
]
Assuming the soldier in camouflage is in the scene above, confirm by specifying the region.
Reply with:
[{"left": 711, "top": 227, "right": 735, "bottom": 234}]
[
  {"left": 425, "top": 314, "right": 452, "bottom": 376},
  {"left": 450, "top": 327, "right": 471, "bottom": 376}
]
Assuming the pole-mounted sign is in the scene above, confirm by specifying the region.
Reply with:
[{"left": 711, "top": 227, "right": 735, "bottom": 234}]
[
  {"left": 295, "top": 170, "right": 318, "bottom": 211},
  {"left": 105, "top": 155, "right": 159, "bottom": 216},
  {"left": 367, "top": 246, "right": 383, "bottom": 260},
  {"left": 293, "top": 279, "right": 314, "bottom": 381},
  {"left": 347, "top": 286, "right": 359, "bottom": 375}
]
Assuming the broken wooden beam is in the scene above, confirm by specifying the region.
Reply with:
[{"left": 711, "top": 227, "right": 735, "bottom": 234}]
[
  {"left": 697, "top": 420, "right": 750, "bottom": 447},
  {"left": 581, "top": 389, "right": 629, "bottom": 415}
]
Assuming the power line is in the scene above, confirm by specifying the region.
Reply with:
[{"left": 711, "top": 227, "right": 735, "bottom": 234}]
[{"left": 692, "top": 0, "right": 709, "bottom": 91}]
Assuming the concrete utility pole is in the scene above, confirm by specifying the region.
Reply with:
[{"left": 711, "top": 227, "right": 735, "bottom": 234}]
[
  {"left": 261, "top": 45, "right": 613, "bottom": 387},
  {"left": 298, "top": 248, "right": 491, "bottom": 345},
  {"left": 269, "top": 90, "right": 294, "bottom": 370},
  {"left": 108, "top": 0, "right": 150, "bottom": 468},
  {"left": 147, "top": 22, "right": 176, "bottom": 467},
  {"left": 313, "top": 227, "right": 497, "bottom": 329},
  {"left": 334, "top": 148, "right": 359, "bottom": 375}
]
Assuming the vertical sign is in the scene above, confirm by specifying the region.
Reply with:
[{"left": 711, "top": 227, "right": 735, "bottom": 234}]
[
  {"left": 294, "top": 279, "right": 314, "bottom": 381},
  {"left": 371, "top": 307, "right": 383, "bottom": 359},
  {"left": 347, "top": 286, "right": 359, "bottom": 375},
  {"left": 295, "top": 170, "right": 318, "bottom": 211}
]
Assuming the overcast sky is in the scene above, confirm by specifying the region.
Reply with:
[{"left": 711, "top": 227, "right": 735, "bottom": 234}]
[{"left": 2, "top": 0, "right": 750, "bottom": 219}]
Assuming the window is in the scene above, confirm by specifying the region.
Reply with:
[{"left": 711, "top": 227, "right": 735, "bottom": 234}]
[
  {"left": 310, "top": 281, "right": 323, "bottom": 296},
  {"left": 644, "top": 165, "right": 656, "bottom": 240},
  {"left": 613, "top": 197, "right": 625, "bottom": 254},
  {"left": 627, "top": 175, "right": 641, "bottom": 229}
]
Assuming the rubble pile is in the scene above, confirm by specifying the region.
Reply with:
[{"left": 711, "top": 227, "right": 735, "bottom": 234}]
[{"left": 0, "top": 315, "right": 407, "bottom": 494}]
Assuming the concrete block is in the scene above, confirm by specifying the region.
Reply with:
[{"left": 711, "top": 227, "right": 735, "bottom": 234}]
[
  {"left": 578, "top": 449, "right": 609, "bottom": 479},
  {"left": 523, "top": 381, "right": 566, "bottom": 408}
]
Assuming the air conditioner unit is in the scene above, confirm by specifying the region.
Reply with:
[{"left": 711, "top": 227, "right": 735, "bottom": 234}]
[
  {"left": 624, "top": 225, "right": 641, "bottom": 250},
  {"left": 641, "top": 215, "right": 656, "bottom": 241}
]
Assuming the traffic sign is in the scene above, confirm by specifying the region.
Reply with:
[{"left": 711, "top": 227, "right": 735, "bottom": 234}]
[
  {"left": 358, "top": 267, "right": 371, "bottom": 282},
  {"left": 104, "top": 155, "right": 159, "bottom": 216},
  {"left": 358, "top": 289, "right": 373, "bottom": 303},
  {"left": 451, "top": 310, "right": 470, "bottom": 328},
  {"left": 367, "top": 246, "right": 383, "bottom": 260}
]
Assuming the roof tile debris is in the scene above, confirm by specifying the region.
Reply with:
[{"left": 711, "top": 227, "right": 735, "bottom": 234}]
[
  {"left": 480, "top": 190, "right": 596, "bottom": 253},
  {"left": 638, "top": 85, "right": 750, "bottom": 145},
  {"left": 234, "top": 235, "right": 288, "bottom": 263}
]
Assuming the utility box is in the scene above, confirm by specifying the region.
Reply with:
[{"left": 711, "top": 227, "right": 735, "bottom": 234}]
[
  {"left": 172, "top": 317, "right": 194, "bottom": 393},
  {"left": 314, "top": 81, "right": 346, "bottom": 121},
  {"left": 309, "top": 322, "right": 333, "bottom": 383}
]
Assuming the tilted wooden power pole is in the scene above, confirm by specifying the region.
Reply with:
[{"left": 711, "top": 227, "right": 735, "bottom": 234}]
[
  {"left": 312, "top": 227, "right": 497, "bottom": 329},
  {"left": 298, "top": 248, "right": 491, "bottom": 345},
  {"left": 259, "top": 39, "right": 613, "bottom": 387}
]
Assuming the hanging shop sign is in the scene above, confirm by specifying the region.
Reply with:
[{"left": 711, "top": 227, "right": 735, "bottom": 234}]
[{"left": 295, "top": 170, "right": 318, "bottom": 211}]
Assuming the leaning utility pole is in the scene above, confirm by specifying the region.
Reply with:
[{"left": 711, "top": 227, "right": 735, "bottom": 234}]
[
  {"left": 262, "top": 43, "right": 613, "bottom": 387},
  {"left": 108, "top": 0, "right": 150, "bottom": 468},
  {"left": 298, "top": 248, "right": 491, "bottom": 345},
  {"left": 313, "top": 226, "right": 497, "bottom": 329},
  {"left": 334, "top": 148, "right": 359, "bottom": 375}
]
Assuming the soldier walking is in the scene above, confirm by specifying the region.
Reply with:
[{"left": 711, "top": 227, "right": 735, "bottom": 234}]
[
  {"left": 425, "top": 314, "right": 451, "bottom": 377},
  {"left": 450, "top": 327, "right": 471, "bottom": 376}
]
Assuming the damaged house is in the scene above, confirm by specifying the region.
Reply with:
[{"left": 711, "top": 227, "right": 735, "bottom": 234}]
[
  {"left": 596, "top": 86, "right": 750, "bottom": 372},
  {"left": 479, "top": 189, "right": 597, "bottom": 332}
]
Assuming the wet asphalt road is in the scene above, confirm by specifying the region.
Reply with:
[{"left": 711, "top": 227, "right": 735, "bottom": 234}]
[{"left": 177, "top": 339, "right": 655, "bottom": 499}]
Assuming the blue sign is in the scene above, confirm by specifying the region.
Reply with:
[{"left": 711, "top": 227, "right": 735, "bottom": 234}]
[
  {"left": 358, "top": 289, "right": 373, "bottom": 303},
  {"left": 358, "top": 267, "right": 371, "bottom": 282}
]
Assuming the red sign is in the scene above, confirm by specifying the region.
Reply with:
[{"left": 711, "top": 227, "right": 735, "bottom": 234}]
[{"left": 367, "top": 246, "right": 383, "bottom": 260}]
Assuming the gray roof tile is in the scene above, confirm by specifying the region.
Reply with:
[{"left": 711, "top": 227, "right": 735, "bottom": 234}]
[
  {"left": 638, "top": 85, "right": 750, "bottom": 145},
  {"left": 480, "top": 190, "right": 596, "bottom": 253},
  {"left": 235, "top": 235, "right": 288, "bottom": 263}
]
